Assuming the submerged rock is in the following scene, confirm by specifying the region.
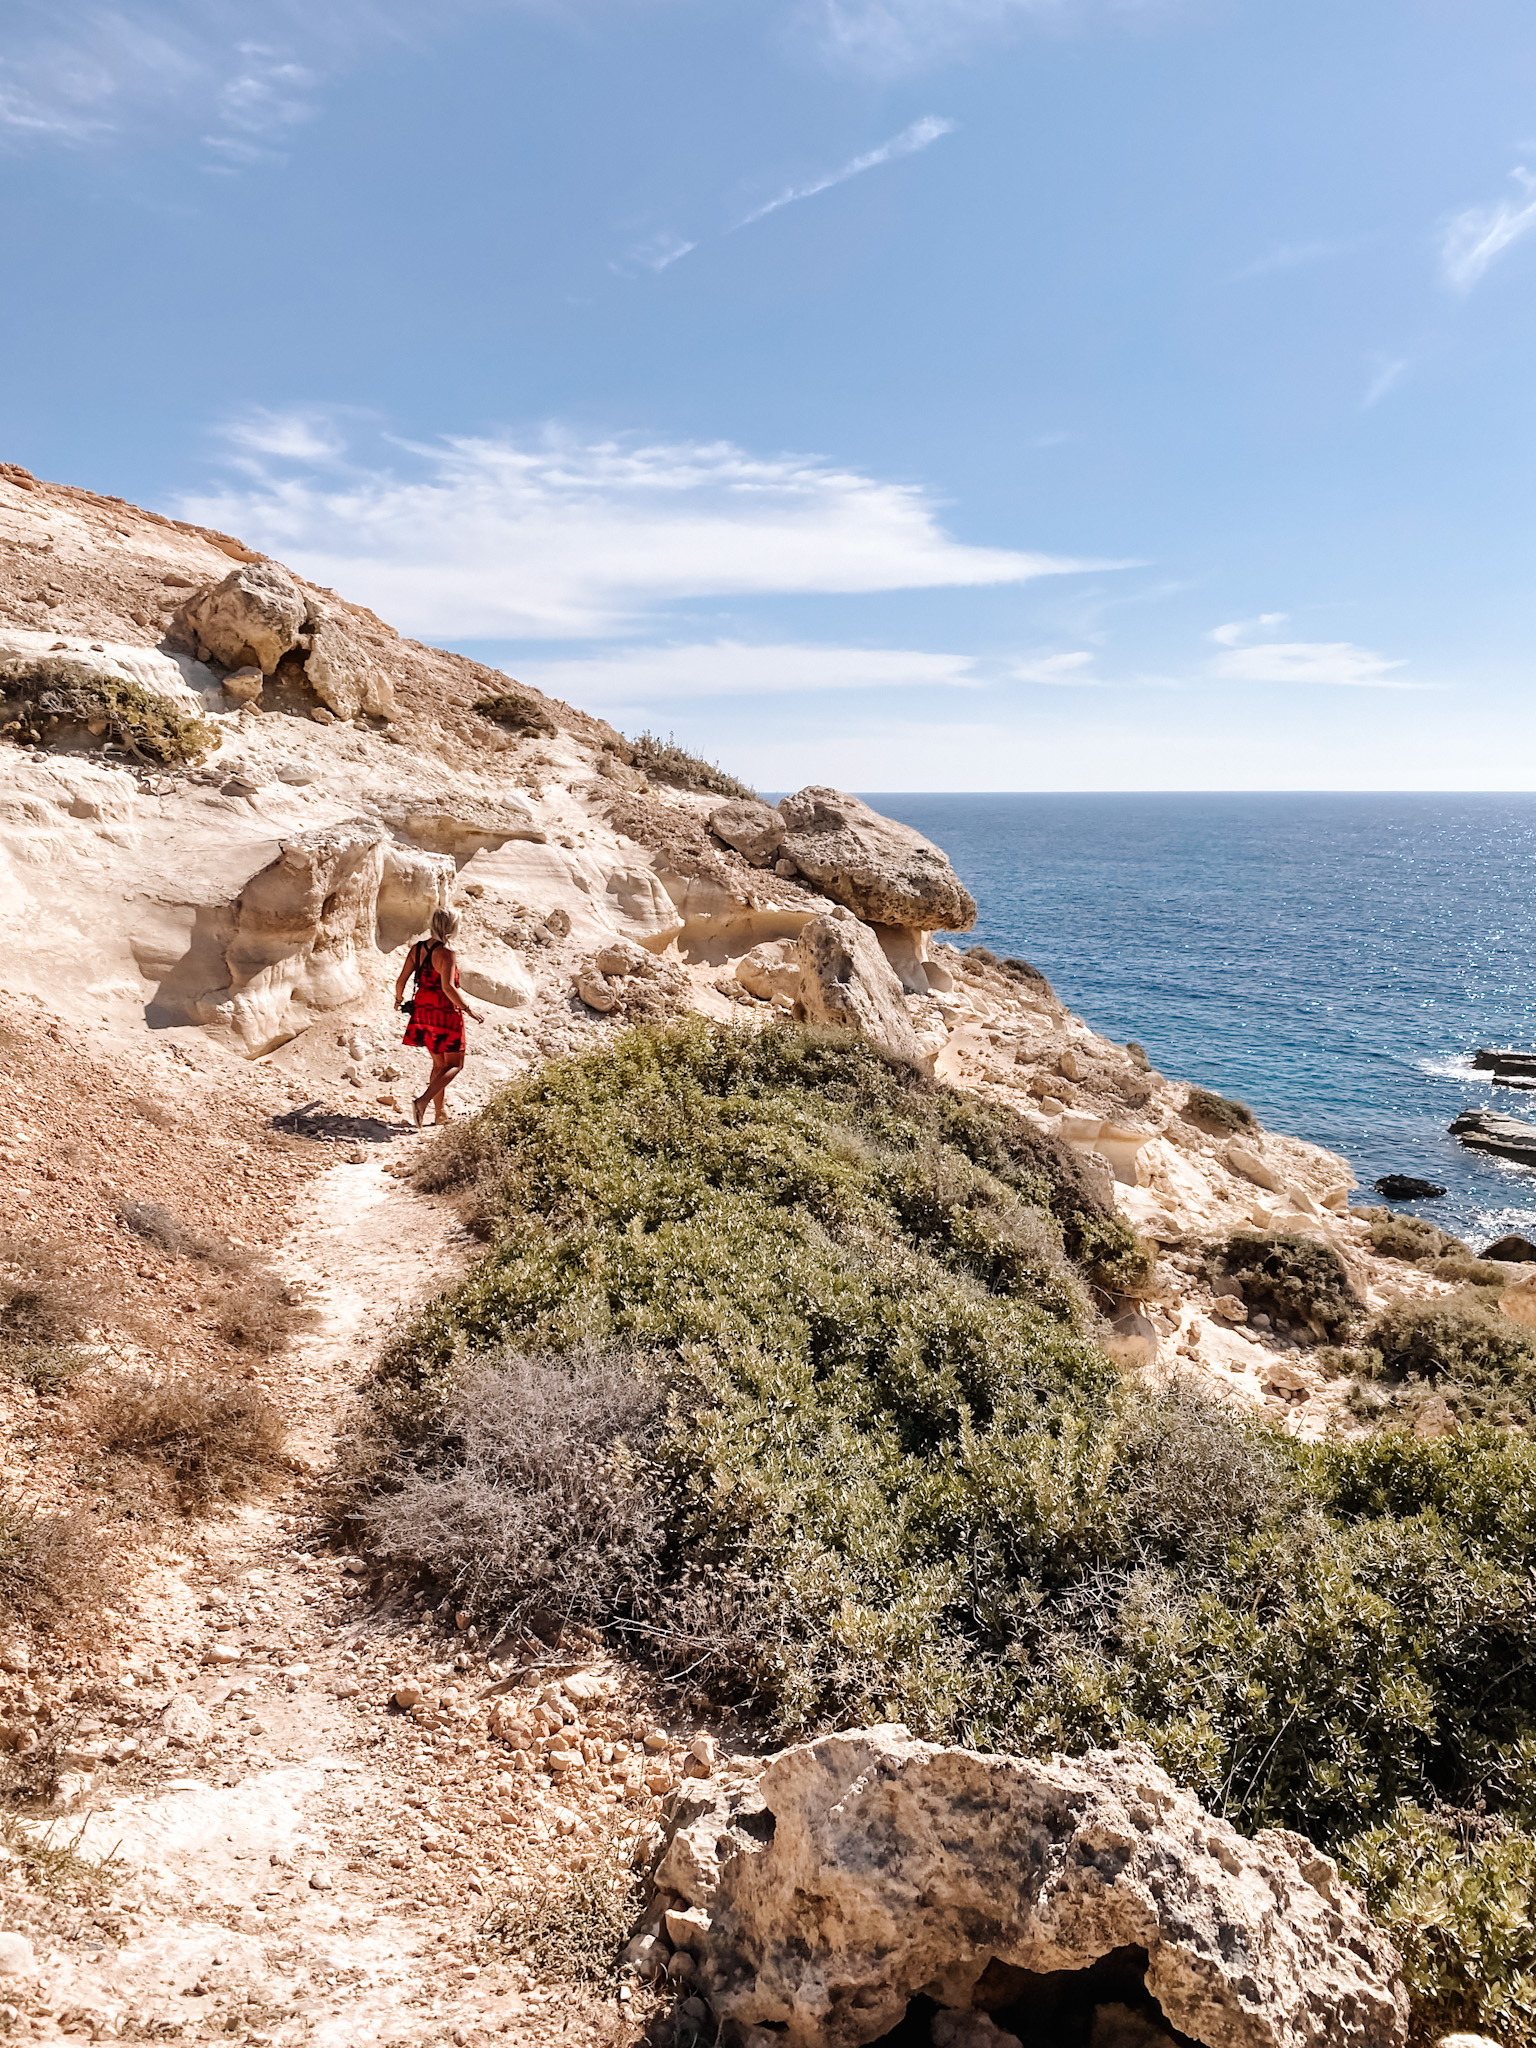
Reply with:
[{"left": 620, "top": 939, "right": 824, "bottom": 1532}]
[{"left": 642, "top": 1726, "right": 1407, "bottom": 2048}]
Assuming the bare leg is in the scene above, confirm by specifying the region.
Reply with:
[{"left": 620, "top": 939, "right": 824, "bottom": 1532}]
[
  {"left": 414, "top": 1051, "right": 450, "bottom": 1127},
  {"left": 430, "top": 1057, "right": 465, "bottom": 1123}
]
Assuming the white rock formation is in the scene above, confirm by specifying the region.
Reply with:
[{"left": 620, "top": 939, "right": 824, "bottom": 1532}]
[
  {"left": 177, "top": 560, "right": 306, "bottom": 675},
  {"left": 778, "top": 786, "right": 978, "bottom": 931},
  {"left": 795, "top": 909, "right": 929, "bottom": 1068},
  {"left": 645, "top": 1727, "right": 1407, "bottom": 2048}
]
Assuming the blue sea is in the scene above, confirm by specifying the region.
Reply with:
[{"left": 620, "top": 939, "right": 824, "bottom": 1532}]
[{"left": 864, "top": 793, "right": 1536, "bottom": 1249}]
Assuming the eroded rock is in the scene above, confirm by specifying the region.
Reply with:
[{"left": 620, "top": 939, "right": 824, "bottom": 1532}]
[
  {"left": 777, "top": 787, "right": 976, "bottom": 931},
  {"left": 304, "top": 606, "right": 398, "bottom": 721},
  {"left": 710, "top": 799, "right": 787, "bottom": 867},
  {"left": 795, "top": 911, "right": 927, "bottom": 1069},
  {"left": 177, "top": 561, "right": 306, "bottom": 674},
  {"left": 645, "top": 1728, "right": 1406, "bottom": 2048}
]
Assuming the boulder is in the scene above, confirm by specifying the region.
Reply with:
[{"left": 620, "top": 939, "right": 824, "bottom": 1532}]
[
  {"left": 710, "top": 799, "right": 787, "bottom": 867},
  {"left": 1373, "top": 1176, "right": 1446, "bottom": 1201},
  {"left": 159, "top": 1695, "right": 214, "bottom": 1748},
  {"left": 574, "top": 970, "right": 619, "bottom": 1012},
  {"left": 1225, "top": 1141, "right": 1283, "bottom": 1193},
  {"left": 794, "top": 911, "right": 928, "bottom": 1069},
  {"left": 222, "top": 666, "right": 264, "bottom": 705},
  {"left": 736, "top": 940, "right": 804, "bottom": 1004},
  {"left": 460, "top": 950, "right": 536, "bottom": 1009},
  {"left": 177, "top": 560, "right": 306, "bottom": 674},
  {"left": 1449, "top": 1108, "right": 1536, "bottom": 1166},
  {"left": 594, "top": 936, "right": 652, "bottom": 977},
  {"left": 1481, "top": 1233, "right": 1536, "bottom": 1262},
  {"left": 777, "top": 787, "right": 976, "bottom": 931},
  {"left": 644, "top": 1728, "right": 1407, "bottom": 2048},
  {"left": 303, "top": 606, "right": 398, "bottom": 721},
  {"left": 1498, "top": 1275, "right": 1536, "bottom": 1329}
]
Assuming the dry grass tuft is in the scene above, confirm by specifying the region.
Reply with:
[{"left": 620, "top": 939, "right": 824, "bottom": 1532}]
[
  {"left": 116, "top": 1196, "right": 252, "bottom": 1271},
  {"left": 213, "top": 1271, "right": 321, "bottom": 1353},
  {"left": 481, "top": 1836, "right": 643, "bottom": 1984},
  {"left": 0, "top": 1338, "right": 93, "bottom": 1392},
  {"left": 0, "top": 1502, "right": 114, "bottom": 1633},
  {"left": 0, "top": 1237, "right": 106, "bottom": 1344},
  {"left": 96, "top": 1372, "right": 287, "bottom": 1509}
]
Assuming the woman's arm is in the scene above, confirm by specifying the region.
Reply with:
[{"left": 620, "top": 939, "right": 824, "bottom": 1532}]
[
  {"left": 393, "top": 946, "right": 416, "bottom": 1004},
  {"left": 432, "top": 946, "right": 485, "bottom": 1024}
]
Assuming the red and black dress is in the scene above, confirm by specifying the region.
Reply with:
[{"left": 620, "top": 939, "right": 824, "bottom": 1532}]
[{"left": 402, "top": 942, "right": 465, "bottom": 1061}]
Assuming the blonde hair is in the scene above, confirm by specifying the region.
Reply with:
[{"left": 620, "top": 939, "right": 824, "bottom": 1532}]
[{"left": 429, "top": 908, "right": 461, "bottom": 944}]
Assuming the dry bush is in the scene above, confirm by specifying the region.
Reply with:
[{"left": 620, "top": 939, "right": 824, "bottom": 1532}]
[
  {"left": 482, "top": 1836, "right": 644, "bottom": 1984},
  {"left": 361, "top": 1349, "right": 666, "bottom": 1640},
  {"left": 0, "top": 1237, "right": 106, "bottom": 1344},
  {"left": 213, "top": 1271, "right": 320, "bottom": 1353},
  {"left": 116, "top": 1197, "right": 251, "bottom": 1271},
  {"left": 0, "top": 1339, "right": 92, "bottom": 1393},
  {"left": 0, "top": 1503, "right": 114, "bottom": 1634},
  {"left": 1183, "top": 1085, "right": 1258, "bottom": 1134},
  {"left": 96, "top": 1373, "right": 287, "bottom": 1509}
]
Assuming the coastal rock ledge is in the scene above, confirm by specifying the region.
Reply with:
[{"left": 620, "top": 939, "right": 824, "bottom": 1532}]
[{"left": 639, "top": 1728, "right": 1407, "bottom": 2048}]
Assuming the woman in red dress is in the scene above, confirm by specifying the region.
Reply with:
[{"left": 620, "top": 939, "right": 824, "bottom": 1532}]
[{"left": 396, "top": 908, "right": 485, "bottom": 1127}]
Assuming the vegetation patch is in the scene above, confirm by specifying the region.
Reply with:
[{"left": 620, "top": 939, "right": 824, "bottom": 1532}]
[
  {"left": 0, "top": 655, "right": 215, "bottom": 764},
  {"left": 1213, "top": 1229, "right": 1362, "bottom": 1337},
  {"left": 624, "top": 728, "right": 755, "bottom": 801},
  {"left": 0, "top": 1236, "right": 106, "bottom": 1345},
  {"left": 354, "top": 1020, "right": 1536, "bottom": 2043},
  {"left": 0, "top": 1503, "right": 113, "bottom": 1634},
  {"left": 1182, "top": 1085, "right": 1258, "bottom": 1134},
  {"left": 471, "top": 689, "right": 558, "bottom": 738},
  {"left": 482, "top": 1842, "right": 643, "bottom": 1984},
  {"left": 96, "top": 1372, "right": 287, "bottom": 1510}
]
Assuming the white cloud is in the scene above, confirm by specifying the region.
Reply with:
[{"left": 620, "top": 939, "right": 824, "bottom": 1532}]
[
  {"left": 1208, "top": 613, "right": 1287, "bottom": 648},
  {"left": 1230, "top": 238, "right": 1354, "bottom": 282},
  {"left": 224, "top": 408, "right": 351, "bottom": 463},
  {"left": 618, "top": 231, "right": 697, "bottom": 276},
  {"left": 514, "top": 641, "right": 980, "bottom": 707},
  {"left": 180, "top": 419, "right": 1108, "bottom": 638},
  {"left": 1362, "top": 355, "right": 1407, "bottom": 408},
  {"left": 1440, "top": 168, "right": 1536, "bottom": 292},
  {"left": 203, "top": 41, "right": 317, "bottom": 165},
  {"left": 1210, "top": 640, "right": 1413, "bottom": 688},
  {"left": 801, "top": 0, "right": 1063, "bottom": 75},
  {"left": 1011, "top": 650, "right": 1098, "bottom": 684},
  {"left": 734, "top": 115, "right": 955, "bottom": 229}
]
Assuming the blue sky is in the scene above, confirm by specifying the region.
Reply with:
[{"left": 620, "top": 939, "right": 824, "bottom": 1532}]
[{"left": 5, "top": 0, "right": 1536, "bottom": 789}]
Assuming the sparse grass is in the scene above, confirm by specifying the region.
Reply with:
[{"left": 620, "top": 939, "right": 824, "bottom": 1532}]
[
  {"left": 0, "top": 1817, "right": 125, "bottom": 1897},
  {"left": 625, "top": 729, "right": 755, "bottom": 801},
  {"left": 482, "top": 1841, "right": 644, "bottom": 1984},
  {"left": 0, "top": 1503, "right": 113, "bottom": 1633},
  {"left": 0, "top": 1237, "right": 105, "bottom": 1344},
  {"left": 1182, "top": 1085, "right": 1258, "bottom": 1134},
  {"left": 95, "top": 1372, "right": 287, "bottom": 1510},
  {"left": 213, "top": 1271, "right": 320, "bottom": 1353},
  {"left": 1213, "top": 1229, "right": 1362, "bottom": 1338},
  {"left": 0, "top": 1338, "right": 92, "bottom": 1393},
  {"left": 0, "top": 654, "right": 215, "bottom": 764},
  {"left": 116, "top": 1197, "right": 251, "bottom": 1270}
]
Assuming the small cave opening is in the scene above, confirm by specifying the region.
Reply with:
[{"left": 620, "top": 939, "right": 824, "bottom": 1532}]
[{"left": 866, "top": 1947, "right": 1202, "bottom": 2048}]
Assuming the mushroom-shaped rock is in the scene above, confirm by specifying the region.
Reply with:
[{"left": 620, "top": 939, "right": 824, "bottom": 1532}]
[
  {"left": 647, "top": 1728, "right": 1407, "bottom": 2048},
  {"left": 710, "top": 799, "right": 787, "bottom": 867},
  {"left": 777, "top": 787, "right": 976, "bottom": 931},
  {"left": 177, "top": 560, "right": 306, "bottom": 674},
  {"left": 795, "top": 911, "right": 927, "bottom": 1069}
]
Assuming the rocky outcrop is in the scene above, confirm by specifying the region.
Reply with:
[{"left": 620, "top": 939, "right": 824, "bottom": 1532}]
[
  {"left": 184, "top": 820, "right": 454, "bottom": 1052},
  {"left": 778, "top": 787, "right": 977, "bottom": 932},
  {"left": 374, "top": 795, "right": 546, "bottom": 859},
  {"left": 304, "top": 604, "right": 398, "bottom": 721},
  {"left": 1450, "top": 1108, "right": 1536, "bottom": 1166},
  {"left": 795, "top": 911, "right": 928, "bottom": 1069},
  {"left": 709, "top": 798, "right": 787, "bottom": 867},
  {"left": 1483, "top": 1233, "right": 1536, "bottom": 1262},
  {"left": 640, "top": 1728, "right": 1407, "bottom": 2048},
  {"left": 176, "top": 560, "right": 306, "bottom": 675},
  {"left": 1373, "top": 1176, "right": 1446, "bottom": 1200}
]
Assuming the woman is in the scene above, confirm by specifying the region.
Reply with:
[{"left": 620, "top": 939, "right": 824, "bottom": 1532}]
[{"left": 396, "top": 908, "right": 485, "bottom": 1127}]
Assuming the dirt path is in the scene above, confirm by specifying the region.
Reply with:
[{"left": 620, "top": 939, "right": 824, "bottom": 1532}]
[{"left": 2, "top": 1143, "right": 667, "bottom": 2046}]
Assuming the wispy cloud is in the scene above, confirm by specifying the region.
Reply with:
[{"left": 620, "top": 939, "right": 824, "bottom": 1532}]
[
  {"left": 181, "top": 415, "right": 1110, "bottom": 638},
  {"left": 734, "top": 114, "right": 954, "bottom": 228},
  {"left": 1011, "top": 650, "right": 1099, "bottom": 685},
  {"left": 1230, "top": 238, "right": 1354, "bottom": 282},
  {"left": 1211, "top": 640, "right": 1413, "bottom": 689},
  {"left": 1208, "top": 613, "right": 1287, "bottom": 647},
  {"left": 515, "top": 641, "right": 981, "bottom": 706},
  {"left": 616, "top": 114, "right": 954, "bottom": 277},
  {"left": 1441, "top": 167, "right": 1536, "bottom": 292},
  {"left": 202, "top": 41, "right": 317, "bottom": 167},
  {"left": 1362, "top": 355, "right": 1407, "bottom": 408},
  {"left": 801, "top": 0, "right": 1066, "bottom": 76}
]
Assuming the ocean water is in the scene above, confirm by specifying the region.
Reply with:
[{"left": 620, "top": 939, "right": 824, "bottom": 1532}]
[{"left": 864, "top": 793, "right": 1536, "bottom": 1248}]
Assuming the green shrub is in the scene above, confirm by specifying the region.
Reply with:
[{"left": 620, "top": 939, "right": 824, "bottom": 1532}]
[
  {"left": 1365, "top": 1294, "right": 1536, "bottom": 1392},
  {"left": 1214, "top": 1230, "right": 1361, "bottom": 1337},
  {"left": 0, "top": 655, "right": 215, "bottom": 764},
  {"left": 1182, "top": 1085, "right": 1257, "bottom": 1133},
  {"left": 626, "top": 728, "right": 754, "bottom": 800},
  {"left": 1356, "top": 1207, "right": 1467, "bottom": 1263},
  {"left": 353, "top": 1021, "right": 1536, "bottom": 2042}
]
